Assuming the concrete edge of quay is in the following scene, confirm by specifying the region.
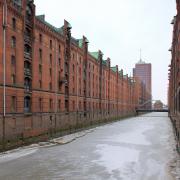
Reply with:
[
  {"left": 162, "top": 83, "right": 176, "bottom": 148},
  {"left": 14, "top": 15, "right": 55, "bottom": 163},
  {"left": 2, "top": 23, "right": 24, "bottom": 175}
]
[{"left": 0, "top": 112, "right": 136, "bottom": 152}]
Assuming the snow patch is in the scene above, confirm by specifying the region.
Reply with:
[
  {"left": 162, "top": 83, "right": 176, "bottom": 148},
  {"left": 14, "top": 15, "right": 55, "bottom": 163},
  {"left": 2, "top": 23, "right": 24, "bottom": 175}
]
[
  {"left": 50, "top": 129, "right": 94, "bottom": 144},
  {"left": 94, "top": 144, "right": 140, "bottom": 174},
  {"left": 109, "top": 123, "right": 153, "bottom": 145}
]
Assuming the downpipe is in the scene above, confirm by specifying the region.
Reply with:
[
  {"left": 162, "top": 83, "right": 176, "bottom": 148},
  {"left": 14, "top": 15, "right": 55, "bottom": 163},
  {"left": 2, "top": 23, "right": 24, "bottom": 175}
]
[{"left": 2, "top": 0, "right": 7, "bottom": 150}]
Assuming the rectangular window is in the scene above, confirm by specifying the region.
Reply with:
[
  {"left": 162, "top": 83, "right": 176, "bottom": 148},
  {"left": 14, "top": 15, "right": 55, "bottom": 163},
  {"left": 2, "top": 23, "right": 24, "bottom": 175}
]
[
  {"left": 65, "top": 100, "right": 68, "bottom": 112},
  {"left": 11, "top": 36, "right": 16, "bottom": 48},
  {"left": 50, "top": 54, "right": 52, "bottom": 66},
  {"left": 39, "top": 80, "right": 42, "bottom": 88},
  {"left": 39, "top": 98, "right": 42, "bottom": 111},
  {"left": 11, "top": 96, "right": 16, "bottom": 112},
  {"left": 49, "top": 82, "right": 52, "bottom": 90},
  {"left": 58, "top": 58, "right": 61, "bottom": 66},
  {"left": 50, "top": 40, "right": 52, "bottom": 49},
  {"left": 39, "top": 64, "right": 42, "bottom": 74},
  {"left": 58, "top": 100, "right": 61, "bottom": 111},
  {"left": 11, "top": 74, "right": 16, "bottom": 84},
  {"left": 39, "top": 49, "right": 42, "bottom": 61},
  {"left": 49, "top": 99, "right": 53, "bottom": 110},
  {"left": 73, "top": 101, "right": 75, "bottom": 111},
  {"left": 11, "top": 55, "right": 16, "bottom": 66},
  {"left": 49, "top": 68, "right": 52, "bottom": 77},
  {"left": 58, "top": 44, "right": 61, "bottom": 53},
  {"left": 12, "top": 18, "right": 16, "bottom": 30},
  {"left": 39, "top": 34, "right": 42, "bottom": 43}
]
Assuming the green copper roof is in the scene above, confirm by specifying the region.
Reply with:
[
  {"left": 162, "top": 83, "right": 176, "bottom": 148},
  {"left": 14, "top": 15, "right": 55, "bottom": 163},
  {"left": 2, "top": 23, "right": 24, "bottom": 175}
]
[
  {"left": 111, "top": 66, "right": 117, "bottom": 73},
  {"left": 36, "top": 15, "right": 63, "bottom": 35},
  {"left": 67, "top": 22, "right": 72, "bottom": 29},
  {"left": 90, "top": 52, "right": 99, "bottom": 60},
  {"left": 77, "top": 39, "right": 83, "bottom": 48},
  {"left": 102, "top": 60, "right": 107, "bottom": 66}
]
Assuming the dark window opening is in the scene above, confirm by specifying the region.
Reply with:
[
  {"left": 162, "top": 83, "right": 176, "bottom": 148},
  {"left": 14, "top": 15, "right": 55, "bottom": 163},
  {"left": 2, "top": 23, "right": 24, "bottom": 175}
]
[
  {"left": 50, "top": 54, "right": 52, "bottom": 66},
  {"left": 26, "top": 5, "right": 33, "bottom": 22},
  {"left": 49, "top": 68, "right": 52, "bottom": 77},
  {"left": 11, "top": 96, "right": 17, "bottom": 112},
  {"left": 24, "top": 96, "right": 31, "bottom": 113},
  {"left": 39, "top": 98, "right": 42, "bottom": 111},
  {"left": 12, "top": 18, "right": 16, "bottom": 30},
  {"left": 39, "top": 80, "right": 42, "bottom": 88},
  {"left": 58, "top": 100, "right": 61, "bottom": 111},
  {"left": 11, "top": 36, "right": 16, "bottom": 48},
  {"left": 11, "top": 74, "right": 16, "bottom": 84},
  {"left": 24, "top": 77, "right": 31, "bottom": 91},
  {"left": 65, "top": 100, "right": 69, "bottom": 112},
  {"left": 39, "top": 48, "right": 42, "bottom": 60},
  {"left": 11, "top": 55, "right": 16, "bottom": 66},
  {"left": 49, "top": 99, "right": 53, "bottom": 111},
  {"left": 39, "top": 64, "right": 42, "bottom": 74},
  {"left": 24, "top": 44, "right": 32, "bottom": 55},
  {"left": 49, "top": 82, "right": 52, "bottom": 90},
  {"left": 39, "top": 34, "right": 42, "bottom": 43},
  {"left": 50, "top": 40, "right": 52, "bottom": 49},
  {"left": 179, "top": 91, "right": 180, "bottom": 112}
]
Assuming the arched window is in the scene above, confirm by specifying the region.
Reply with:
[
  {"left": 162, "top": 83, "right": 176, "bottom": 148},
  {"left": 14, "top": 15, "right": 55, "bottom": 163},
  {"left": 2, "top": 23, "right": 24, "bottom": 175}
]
[{"left": 24, "top": 96, "right": 31, "bottom": 113}]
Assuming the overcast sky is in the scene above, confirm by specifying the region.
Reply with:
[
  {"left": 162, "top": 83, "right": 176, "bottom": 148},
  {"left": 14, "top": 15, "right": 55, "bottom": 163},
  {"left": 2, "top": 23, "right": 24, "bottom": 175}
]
[{"left": 34, "top": 0, "right": 176, "bottom": 104}]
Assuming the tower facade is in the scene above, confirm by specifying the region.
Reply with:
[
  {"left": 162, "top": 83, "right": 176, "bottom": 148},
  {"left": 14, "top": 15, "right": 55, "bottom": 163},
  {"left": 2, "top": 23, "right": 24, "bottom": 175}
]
[{"left": 133, "top": 59, "right": 152, "bottom": 109}]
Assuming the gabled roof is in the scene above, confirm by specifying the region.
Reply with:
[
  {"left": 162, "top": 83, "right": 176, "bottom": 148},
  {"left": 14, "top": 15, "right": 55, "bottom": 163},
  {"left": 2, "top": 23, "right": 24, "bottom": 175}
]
[
  {"left": 36, "top": 15, "right": 63, "bottom": 35},
  {"left": 77, "top": 39, "right": 83, "bottom": 48},
  {"left": 90, "top": 52, "right": 99, "bottom": 60},
  {"left": 102, "top": 60, "right": 107, "bottom": 66},
  {"left": 119, "top": 70, "right": 123, "bottom": 76},
  {"left": 111, "top": 66, "right": 117, "bottom": 73}
]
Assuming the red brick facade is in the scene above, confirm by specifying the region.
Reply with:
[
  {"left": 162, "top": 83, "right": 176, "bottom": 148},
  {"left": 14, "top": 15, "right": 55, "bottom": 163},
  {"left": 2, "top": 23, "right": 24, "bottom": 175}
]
[
  {"left": 0, "top": 0, "right": 145, "bottom": 149},
  {"left": 168, "top": 0, "right": 180, "bottom": 152}
]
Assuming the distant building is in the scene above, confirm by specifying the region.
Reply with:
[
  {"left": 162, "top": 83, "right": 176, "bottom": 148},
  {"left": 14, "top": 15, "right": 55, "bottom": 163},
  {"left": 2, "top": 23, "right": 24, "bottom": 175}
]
[
  {"left": 133, "top": 59, "right": 152, "bottom": 109},
  {"left": 154, "top": 100, "right": 163, "bottom": 110}
]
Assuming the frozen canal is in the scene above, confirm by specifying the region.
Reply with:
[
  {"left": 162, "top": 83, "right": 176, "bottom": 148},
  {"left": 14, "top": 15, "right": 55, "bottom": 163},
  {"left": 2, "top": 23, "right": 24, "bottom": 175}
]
[{"left": 0, "top": 112, "right": 179, "bottom": 180}]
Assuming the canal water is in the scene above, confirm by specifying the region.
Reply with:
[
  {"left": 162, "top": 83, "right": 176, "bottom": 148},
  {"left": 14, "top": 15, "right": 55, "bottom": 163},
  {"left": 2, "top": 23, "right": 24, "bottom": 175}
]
[{"left": 0, "top": 112, "right": 179, "bottom": 180}]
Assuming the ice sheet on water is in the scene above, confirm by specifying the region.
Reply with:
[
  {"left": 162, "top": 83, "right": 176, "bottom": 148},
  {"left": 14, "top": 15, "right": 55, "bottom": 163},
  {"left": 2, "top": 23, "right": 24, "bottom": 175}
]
[
  {"left": 109, "top": 125, "right": 152, "bottom": 146},
  {"left": 93, "top": 144, "right": 140, "bottom": 177},
  {"left": 0, "top": 147, "right": 38, "bottom": 163}
]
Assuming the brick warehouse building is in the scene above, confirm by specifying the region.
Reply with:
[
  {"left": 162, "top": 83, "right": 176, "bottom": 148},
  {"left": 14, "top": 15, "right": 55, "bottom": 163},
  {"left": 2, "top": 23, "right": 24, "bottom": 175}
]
[
  {"left": 0, "top": 0, "right": 146, "bottom": 149},
  {"left": 168, "top": 0, "right": 180, "bottom": 152}
]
